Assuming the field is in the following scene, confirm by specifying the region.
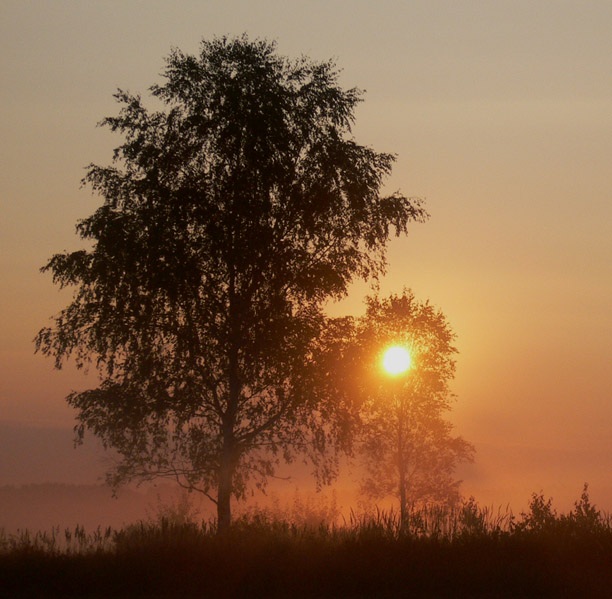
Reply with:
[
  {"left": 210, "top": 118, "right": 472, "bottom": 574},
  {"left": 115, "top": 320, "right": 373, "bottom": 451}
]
[{"left": 2, "top": 490, "right": 612, "bottom": 598}]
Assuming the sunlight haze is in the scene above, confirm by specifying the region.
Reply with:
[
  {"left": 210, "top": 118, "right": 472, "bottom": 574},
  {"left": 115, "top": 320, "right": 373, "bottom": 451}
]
[
  {"left": 1, "top": 0, "right": 611, "bottom": 518},
  {"left": 382, "top": 347, "right": 412, "bottom": 376}
]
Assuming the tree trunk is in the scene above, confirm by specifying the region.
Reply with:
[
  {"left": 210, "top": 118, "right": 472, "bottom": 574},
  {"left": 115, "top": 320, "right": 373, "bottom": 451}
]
[
  {"left": 399, "top": 465, "right": 407, "bottom": 529},
  {"left": 217, "top": 344, "right": 239, "bottom": 533},
  {"left": 217, "top": 382, "right": 239, "bottom": 533},
  {"left": 218, "top": 253, "right": 239, "bottom": 534},
  {"left": 217, "top": 447, "right": 234, "bottom": 533},
  {"left": 397, "top": 398, "right": 407, "bottom": 529}
]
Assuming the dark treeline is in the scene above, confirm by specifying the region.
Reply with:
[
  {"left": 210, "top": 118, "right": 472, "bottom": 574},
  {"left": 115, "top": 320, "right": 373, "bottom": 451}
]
[{"left": 2, "top": 487, "right": 612, "bottom": 598}]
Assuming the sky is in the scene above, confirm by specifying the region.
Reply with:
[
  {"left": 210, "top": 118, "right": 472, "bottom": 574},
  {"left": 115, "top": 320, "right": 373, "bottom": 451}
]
[{"left": 1, "top": 0, "right": 611, "bottom": 514}]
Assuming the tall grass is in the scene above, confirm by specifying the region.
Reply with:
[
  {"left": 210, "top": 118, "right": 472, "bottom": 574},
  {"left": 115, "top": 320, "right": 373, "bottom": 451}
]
[
  {"left": 343, "top": 499, "right": 515, "bottom": 540},
  {"left": 0, "top": 524, "right": 114, "bottom": 555},
  {"left": 2, "top": 487, "right": 612, "bottom": 598}
]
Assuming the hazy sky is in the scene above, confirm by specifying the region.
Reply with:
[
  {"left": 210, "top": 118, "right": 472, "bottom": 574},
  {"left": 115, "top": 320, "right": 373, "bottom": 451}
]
[{"left": 1, "top": 0, "right": 611, "bottom": 511}]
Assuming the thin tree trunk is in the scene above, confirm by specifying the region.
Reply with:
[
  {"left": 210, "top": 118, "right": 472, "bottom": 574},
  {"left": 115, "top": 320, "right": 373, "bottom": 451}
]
[
  {"left": 399, "top": 466, "right": 407, "bottom": 528},
  {"left": 397, "top": 398, "right": 407, "bottom": 529}
]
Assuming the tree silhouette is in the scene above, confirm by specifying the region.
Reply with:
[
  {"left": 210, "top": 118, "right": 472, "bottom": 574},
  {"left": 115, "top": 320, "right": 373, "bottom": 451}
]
[
  {"left": 35, "top": 36, "right": 427, "bottom": 530},
  {"left": 350, "top": 291, "right": 473, "bottom": 525}
]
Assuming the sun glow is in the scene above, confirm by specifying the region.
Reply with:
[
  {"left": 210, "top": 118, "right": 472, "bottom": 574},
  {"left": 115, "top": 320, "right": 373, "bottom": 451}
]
[{"left": 382, "top": 346, "right": 411, "bottom": 375}]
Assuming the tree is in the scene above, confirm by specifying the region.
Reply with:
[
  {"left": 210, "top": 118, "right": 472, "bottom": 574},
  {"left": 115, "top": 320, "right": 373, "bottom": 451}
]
[
  {"left": 350, "top": 291, "right": 473, "bottom": 525},
  {"left": 35, "top": 36, "right": 427, "bottom": 531}
]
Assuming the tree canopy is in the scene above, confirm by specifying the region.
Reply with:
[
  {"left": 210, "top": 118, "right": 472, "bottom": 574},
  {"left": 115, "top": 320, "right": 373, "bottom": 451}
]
[
  {"left": 35, "top": 35, "right": 427, "bottom": 530},
  {"left": 348, "top": 291, "right": 474, "bottom": 520}
]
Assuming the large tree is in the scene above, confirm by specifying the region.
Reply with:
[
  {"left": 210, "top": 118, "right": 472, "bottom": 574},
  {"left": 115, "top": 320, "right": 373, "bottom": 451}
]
[
  {"left": 350, "top": 291, "right": 474, "bottom": 524},
  {"left": 35, "top": 36, "right": 427, "bottom": 530}
]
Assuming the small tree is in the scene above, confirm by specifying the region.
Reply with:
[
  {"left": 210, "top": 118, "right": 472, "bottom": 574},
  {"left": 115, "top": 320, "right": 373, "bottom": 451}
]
[
  {"left": 35, "top": 36, "right": 427, "bottom": 531},
  {"left": 351, "top": 291, "right": 473, "bottom": 525}
]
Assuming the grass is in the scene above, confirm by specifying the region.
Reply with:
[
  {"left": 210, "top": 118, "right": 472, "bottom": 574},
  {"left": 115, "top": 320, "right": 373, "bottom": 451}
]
[{"left": 1, "top": 487, "right": 612, "bottom": 598}]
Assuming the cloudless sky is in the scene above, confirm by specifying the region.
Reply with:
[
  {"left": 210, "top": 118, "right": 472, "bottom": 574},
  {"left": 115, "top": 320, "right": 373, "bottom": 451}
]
[{"left": 1, "top": 0, "right": 611, "bottom": 511}]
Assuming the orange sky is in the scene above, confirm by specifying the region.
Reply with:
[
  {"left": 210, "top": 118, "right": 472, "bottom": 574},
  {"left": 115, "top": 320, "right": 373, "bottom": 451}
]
[{"left": 1, "top": 1, "right": 611, "bottom": 514}]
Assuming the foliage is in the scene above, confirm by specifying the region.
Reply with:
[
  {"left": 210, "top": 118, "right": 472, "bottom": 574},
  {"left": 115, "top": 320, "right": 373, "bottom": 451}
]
[
  {"left": 513, "top": 483, "right": 607, "bottom": 536},
  {"left": 513, "top": 491, "right": 558, "bottom": 533},
  {"left": 571, "top": 483, "right": 606, "bottom": 533},
  {"left": 34, "top": 35, "right": 426, "bottom": 529},
  {"left": 348, "top": 291, "right": 474, "bottom": 517}
]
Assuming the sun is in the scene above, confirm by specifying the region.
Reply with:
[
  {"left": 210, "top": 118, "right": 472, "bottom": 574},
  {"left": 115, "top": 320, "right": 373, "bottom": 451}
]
[{"left": 382, "top": 346, "right": 411, "bottom": 375}]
